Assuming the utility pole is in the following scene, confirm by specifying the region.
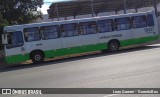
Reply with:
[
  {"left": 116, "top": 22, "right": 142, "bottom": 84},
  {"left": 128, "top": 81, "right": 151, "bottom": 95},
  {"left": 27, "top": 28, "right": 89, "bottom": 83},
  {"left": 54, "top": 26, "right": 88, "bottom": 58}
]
[
  {"left": 91, "top": 0, "right": 94, "bottom": 17},
  {"left": 153, "top": 0, "right": 158, "bottom": 16},
  {"left": 123, "top": 0, "right": 127, "bottom": 14},
  {"left": 56, "top": 4, "right": 60, "bottom": 21}
]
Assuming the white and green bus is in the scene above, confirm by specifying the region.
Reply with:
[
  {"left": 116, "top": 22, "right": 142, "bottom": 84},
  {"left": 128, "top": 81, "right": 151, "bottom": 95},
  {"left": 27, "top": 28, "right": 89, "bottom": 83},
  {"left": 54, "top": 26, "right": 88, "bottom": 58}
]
[{"left": 1, "top": 10, "right": 159, "bottom": 64}]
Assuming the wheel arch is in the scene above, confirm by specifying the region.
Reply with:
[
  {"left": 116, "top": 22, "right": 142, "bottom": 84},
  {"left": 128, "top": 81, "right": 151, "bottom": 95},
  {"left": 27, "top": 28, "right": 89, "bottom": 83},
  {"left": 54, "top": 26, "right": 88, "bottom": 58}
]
[
  {"left": 29, "top": 49, "right": 45, "bottom": 59},
  {"left": 108, "top": 39, "right": 121, "bottom": 47}
]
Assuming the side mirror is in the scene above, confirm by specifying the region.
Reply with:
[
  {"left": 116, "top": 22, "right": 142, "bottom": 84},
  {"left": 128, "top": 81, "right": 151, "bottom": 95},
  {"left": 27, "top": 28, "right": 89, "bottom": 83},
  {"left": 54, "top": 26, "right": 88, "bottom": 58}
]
[{"left": 1, "top": 34, "right": 8, "bottom": 45}]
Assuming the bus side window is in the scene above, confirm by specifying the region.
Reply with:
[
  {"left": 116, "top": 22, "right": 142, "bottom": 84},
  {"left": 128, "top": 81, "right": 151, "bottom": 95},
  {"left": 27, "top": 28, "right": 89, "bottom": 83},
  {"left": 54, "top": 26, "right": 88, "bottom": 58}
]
[
  {"left": 24, "top": 27, "right": 40, "bottom": 42},
  {"left": 131, "top": 15, "right": 147, "bottom": 29},
  {"left": 97, "top": 19, "right": 114, "bottom": 33},
  {"left": 147, "top": 14, "right": 154, "bottom": 27},
  {"left": 79, "top": 21, "right": 97, "bottom": 35},
  {"left": 114, "top": 17, "right": 131, "bottom": 31},
  {"left": 60, "top": 23, "right": 79, "bottom": 37},
  {"left": 41, "top": 25, "right": 59, "bottom": 40}
]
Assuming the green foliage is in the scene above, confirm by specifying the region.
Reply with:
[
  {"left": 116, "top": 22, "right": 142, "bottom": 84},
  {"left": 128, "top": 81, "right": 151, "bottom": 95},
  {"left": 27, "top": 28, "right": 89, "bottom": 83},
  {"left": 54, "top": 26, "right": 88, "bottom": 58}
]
[
  {"left": 0, "top": 13, "right": 9, "bottom": 50},
  {"left": 0, "top": 0, "right": 44, "bottom": 24},
  {"left": 0, "top": 0, "right": 44, "bottom": 49}
]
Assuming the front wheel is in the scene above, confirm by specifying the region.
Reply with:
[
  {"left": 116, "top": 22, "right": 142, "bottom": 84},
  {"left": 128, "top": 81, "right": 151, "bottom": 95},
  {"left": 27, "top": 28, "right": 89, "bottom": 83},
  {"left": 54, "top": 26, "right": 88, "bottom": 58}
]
[
  {"left": 108, "top": 41, "right": 119, "bottom": 52},
  {"left": 30, "top": 51, "right": 44, "bottom": 64}
]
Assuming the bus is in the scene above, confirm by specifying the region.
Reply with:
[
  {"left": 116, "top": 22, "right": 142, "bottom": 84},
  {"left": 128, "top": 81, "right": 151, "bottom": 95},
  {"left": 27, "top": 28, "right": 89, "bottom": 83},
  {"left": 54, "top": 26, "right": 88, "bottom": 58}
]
[{"left": 1, "top": 10, "right": 159, "bottom": 64}]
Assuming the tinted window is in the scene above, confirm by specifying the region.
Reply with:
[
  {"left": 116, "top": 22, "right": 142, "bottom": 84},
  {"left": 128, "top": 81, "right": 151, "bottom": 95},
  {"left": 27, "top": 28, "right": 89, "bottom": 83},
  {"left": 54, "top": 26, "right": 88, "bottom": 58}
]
[
  {"left": 115, "top": 17, "right": 131, "bottom": 31},
  {"left": 131, "top": 15, "right": 147, "bottom": 28},
  {"left": 41, "top": 25, "right": 59, "bottom": 40},
  {"left": 147, "top": 14, "right": 154, "bottom": 27},
  {"left": 6, "top": 31, "right": 23, "bottom": 49},
  {"left": 24, "top": 27, "right": 40, "bottom": 42},
  {"left": 79, "top": 21, "right": 97, "bottom": 35},
  {"left": 61, "top": 23, "right": 79, "bottom": 37},
  {"left": 97, "top": 19, "right": 114, "bottom": 33}
]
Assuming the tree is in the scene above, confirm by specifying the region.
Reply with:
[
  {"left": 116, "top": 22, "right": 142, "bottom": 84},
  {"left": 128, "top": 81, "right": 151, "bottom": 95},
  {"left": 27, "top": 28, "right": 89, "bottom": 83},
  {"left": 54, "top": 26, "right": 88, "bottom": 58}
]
[
  {"left": 0, "top": 13, "right": 9, "bottom": 49},
  {"left": 0, "top": 0, "right": 44, "bottom": 49},
  {"left": 0, "top": 0, "right": 44, "bottom": 24},
  {"left": 0, "top": 13, "right": 9, "bottom": 28}
]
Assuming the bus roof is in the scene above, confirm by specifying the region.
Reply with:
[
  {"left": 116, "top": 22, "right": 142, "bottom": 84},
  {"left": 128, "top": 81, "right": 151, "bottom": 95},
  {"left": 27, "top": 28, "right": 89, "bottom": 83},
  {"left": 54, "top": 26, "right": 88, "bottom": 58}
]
[{"left": 4, "top": 10, "right": 154, "bottom": 31}]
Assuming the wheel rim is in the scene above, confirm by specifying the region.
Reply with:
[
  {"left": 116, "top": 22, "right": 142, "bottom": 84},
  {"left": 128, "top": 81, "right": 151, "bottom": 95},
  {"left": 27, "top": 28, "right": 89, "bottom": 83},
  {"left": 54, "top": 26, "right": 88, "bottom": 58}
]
[
  {"left": 110, "top": 43, "right": 118, "bottom": 51},
  {"left": 34, "top": 54, "right": 41, "bottom": 61}
]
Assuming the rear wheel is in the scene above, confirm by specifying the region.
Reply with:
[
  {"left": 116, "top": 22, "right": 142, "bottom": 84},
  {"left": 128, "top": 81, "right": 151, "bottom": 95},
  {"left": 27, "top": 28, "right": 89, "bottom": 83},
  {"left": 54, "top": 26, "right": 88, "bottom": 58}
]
[
  {"left": 108, "top": 41, "right": 119, "bottom": 52},
  {"left": 30, "top": 51, "right": 44, "bottom": 64}
]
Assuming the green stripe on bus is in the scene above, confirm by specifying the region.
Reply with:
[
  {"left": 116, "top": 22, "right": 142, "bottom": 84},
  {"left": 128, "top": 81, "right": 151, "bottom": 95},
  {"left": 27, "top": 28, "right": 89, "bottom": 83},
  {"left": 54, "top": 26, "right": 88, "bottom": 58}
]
[
  {"left": 5, "top": 35, "right": 159, "bottom": 64},
  {"left": 120, "top": 35, "right": 159, "bottom": 46},
  {"left": 5, "top": 54, "right": 30, "bottom": 64},
  {"left": 45, "top": 43, "right": 107, "bottom": 58}
]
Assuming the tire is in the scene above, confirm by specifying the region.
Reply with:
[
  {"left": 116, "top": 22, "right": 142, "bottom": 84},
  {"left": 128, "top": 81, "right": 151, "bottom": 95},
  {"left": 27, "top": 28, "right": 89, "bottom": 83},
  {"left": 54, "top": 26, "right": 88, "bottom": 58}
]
[
  {"left": 108, "top": 41, "right": 119, "bottom": 52},
  {"left": 30, "top": 51, "right": 44, "bottom": 64}
]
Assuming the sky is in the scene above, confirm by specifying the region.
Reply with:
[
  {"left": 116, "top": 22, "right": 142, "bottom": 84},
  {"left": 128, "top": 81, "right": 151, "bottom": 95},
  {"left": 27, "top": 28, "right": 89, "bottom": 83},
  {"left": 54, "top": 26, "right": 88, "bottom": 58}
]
[{"left": 41, "top": 0, "right": 67, "bottom": 14}]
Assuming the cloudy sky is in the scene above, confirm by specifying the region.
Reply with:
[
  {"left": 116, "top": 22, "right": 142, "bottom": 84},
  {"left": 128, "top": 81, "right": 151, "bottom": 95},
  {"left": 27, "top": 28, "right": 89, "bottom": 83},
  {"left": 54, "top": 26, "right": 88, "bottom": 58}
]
[{"left": 41, "top": 0, "right": 68, "bottom": 14}]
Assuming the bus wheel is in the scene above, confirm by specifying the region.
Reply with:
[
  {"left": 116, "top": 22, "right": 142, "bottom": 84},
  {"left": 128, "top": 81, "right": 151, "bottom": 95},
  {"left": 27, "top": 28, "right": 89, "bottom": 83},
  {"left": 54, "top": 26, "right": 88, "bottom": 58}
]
[
  {"left": 30, "top": 51, "right": 44, "bottom": 64},
  {"left": 108, "top": 40, "right": 119, "bottom": 52}
]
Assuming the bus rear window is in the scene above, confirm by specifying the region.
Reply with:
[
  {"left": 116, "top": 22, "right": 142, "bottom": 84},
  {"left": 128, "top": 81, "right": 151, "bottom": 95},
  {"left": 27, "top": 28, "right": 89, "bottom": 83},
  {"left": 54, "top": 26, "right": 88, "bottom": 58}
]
[{"left": 147, "top": 14, "right": 154, "bottom": 27}]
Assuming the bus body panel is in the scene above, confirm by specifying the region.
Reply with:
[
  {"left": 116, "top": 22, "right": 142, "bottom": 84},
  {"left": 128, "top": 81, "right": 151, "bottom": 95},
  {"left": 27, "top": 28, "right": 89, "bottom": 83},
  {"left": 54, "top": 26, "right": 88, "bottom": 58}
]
[
  {"left": 2, "top": 10, "right": 159, "bottom": 64},
  {"left": 4, "top": 46, "right": 29, "bottom": 63},
  {"left": 98, "top": 30, "right": 133, "bottom": 45},
  {"left": 62, "top": 36, "right": 82, "bottom": 55}
]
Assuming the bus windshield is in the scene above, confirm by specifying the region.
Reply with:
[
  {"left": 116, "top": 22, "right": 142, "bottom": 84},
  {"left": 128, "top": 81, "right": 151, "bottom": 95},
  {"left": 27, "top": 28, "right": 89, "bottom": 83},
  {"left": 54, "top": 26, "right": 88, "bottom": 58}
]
[{"left": 6, "top": 31, "right": 24, "bottom": 49}]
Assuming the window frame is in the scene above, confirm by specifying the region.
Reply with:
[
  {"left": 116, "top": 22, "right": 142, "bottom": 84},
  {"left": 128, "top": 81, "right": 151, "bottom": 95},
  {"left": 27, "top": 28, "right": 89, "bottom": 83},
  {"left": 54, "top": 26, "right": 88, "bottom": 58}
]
[
  {"left": 97, "top": 19, "right": 114, "bottom": 33},
  {"left": 131, "top": 15, "right": 147, "bottom": 29},
  {"left": 23, "top": 27, "right": 41, "bottom": 42},
  {"left": 79, "top": 21, "right": 97, "bottom": 35},
  {"left": 60, "top": 23, "right": 79, "bottom": 38},
  {"left": 6, "top": 31, "right": 24, "bottom": 49},
  {"left": 114, "top": 17, "right": 131, "bottom": 31},
  {"left": 40, "top": 25, "right": 60, "bottom": 40}
]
